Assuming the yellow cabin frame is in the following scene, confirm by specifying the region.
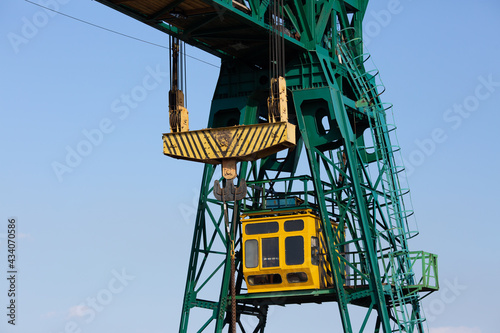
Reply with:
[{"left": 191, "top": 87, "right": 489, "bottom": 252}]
[{"left": 241, "top": 209, "right": 336, "bottom": 293}]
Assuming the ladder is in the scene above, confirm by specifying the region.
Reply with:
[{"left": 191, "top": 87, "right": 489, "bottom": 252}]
[{"left": 337, "top": 28, "right": 425, "bottom": 331}]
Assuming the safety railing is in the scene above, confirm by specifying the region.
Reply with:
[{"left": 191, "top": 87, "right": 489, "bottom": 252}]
[{"left": 241, "top": 175, "right": 336, "bottom": 217}]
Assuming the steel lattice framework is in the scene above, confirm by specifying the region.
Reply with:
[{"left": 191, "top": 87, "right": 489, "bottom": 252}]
[{"left": 96, "top": 0, "right": 438, "bottom": 332}]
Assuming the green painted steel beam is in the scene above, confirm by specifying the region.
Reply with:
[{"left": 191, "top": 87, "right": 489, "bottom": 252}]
[{"left": 93, "top": 1, "right": 438, "bottom": 332}]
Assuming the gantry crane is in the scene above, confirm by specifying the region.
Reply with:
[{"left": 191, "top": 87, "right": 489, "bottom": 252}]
[{"left": 96, "top": 0, "right": 439, "bottom": 332}]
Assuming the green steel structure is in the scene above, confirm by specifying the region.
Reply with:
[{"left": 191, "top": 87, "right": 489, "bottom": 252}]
[{"left": 96, "top": 0, "right": 438, "bottom": 332}]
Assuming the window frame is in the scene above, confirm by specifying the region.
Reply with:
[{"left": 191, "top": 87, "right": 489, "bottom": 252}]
[
  {"left": 285, "top": 235, "right": 305, "bottom": 266},
  {"left": 261, "top": 237, "right": 280, "bottom": 268},
  {"left": 245, "top": 222, "right": 279, "bottom": 235},
  {"left": 244, "top": 239, "right": 259, "bottom": 269}
]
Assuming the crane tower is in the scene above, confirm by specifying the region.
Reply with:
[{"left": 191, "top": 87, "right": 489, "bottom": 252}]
[{"left": 96, "top": 0, "right": 439, "bottom": 332}]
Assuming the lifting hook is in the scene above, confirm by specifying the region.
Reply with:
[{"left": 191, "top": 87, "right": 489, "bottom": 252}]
[{"left": 213, "top": 179, "right": 247, "bottom": 202}]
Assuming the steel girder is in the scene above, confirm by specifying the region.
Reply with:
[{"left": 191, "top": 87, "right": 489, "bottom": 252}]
[
  {"left": 177, "top": 55, "right": 432, "bottom": 332},
  {"left": 93, "top": 0, "right": 436, "bottom": 332}
]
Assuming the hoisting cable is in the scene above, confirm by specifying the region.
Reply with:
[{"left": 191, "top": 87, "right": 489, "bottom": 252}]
[
  {"left": 268, "top": 0, "right": 287, "bottom": 123},
  {"left": 181, "top": 40, "right": 188, "bottom": 109},
  {"left": 168, "top": 36, "right": 189, "bottom": 133},
  {"left": 169, "top": 36, "right": 178, "bottom": 131}
]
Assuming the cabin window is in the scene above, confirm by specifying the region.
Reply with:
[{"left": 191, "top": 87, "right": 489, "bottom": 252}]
[
  {"left": 245, "top": 240, "right": 259, "bottom": 268},
  {"left": 247, "top": 274, "right": 282, "bottom": 285},
  {"left": 262, "top": 237, "right": 279, "bottom": 267},
  {"left": 246, "top": 222, "right": 279, "bottom": 235},
  {"left": 287, "top": 272, "right": 308, "bottom": 283},
  {"left": 311, "top": 236, "right": 319, "bottom": 265},
  {"left": 284, "top": 219, "right": 304, "bottom": 232},
  {"left": 285, "top": 236, "right": 304, "bottom": 265}
]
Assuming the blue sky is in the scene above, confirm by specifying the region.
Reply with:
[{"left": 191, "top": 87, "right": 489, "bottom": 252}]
[{"left": 1, "top": 0, "right": 499, "bottom": 332}]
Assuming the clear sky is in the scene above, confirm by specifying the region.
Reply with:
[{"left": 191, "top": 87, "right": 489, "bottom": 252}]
[{"left": 1, "top": 0, "right": 499, "bottom": 333}]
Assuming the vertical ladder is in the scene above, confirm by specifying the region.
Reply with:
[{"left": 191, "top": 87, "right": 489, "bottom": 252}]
[{"left": 337, "top": 29, "right": 425, "bottom": 332}]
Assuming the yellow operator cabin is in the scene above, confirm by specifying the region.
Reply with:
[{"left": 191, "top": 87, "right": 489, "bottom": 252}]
[{"left": 241, "top": 209, "right": 336, "bottom": 293}]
